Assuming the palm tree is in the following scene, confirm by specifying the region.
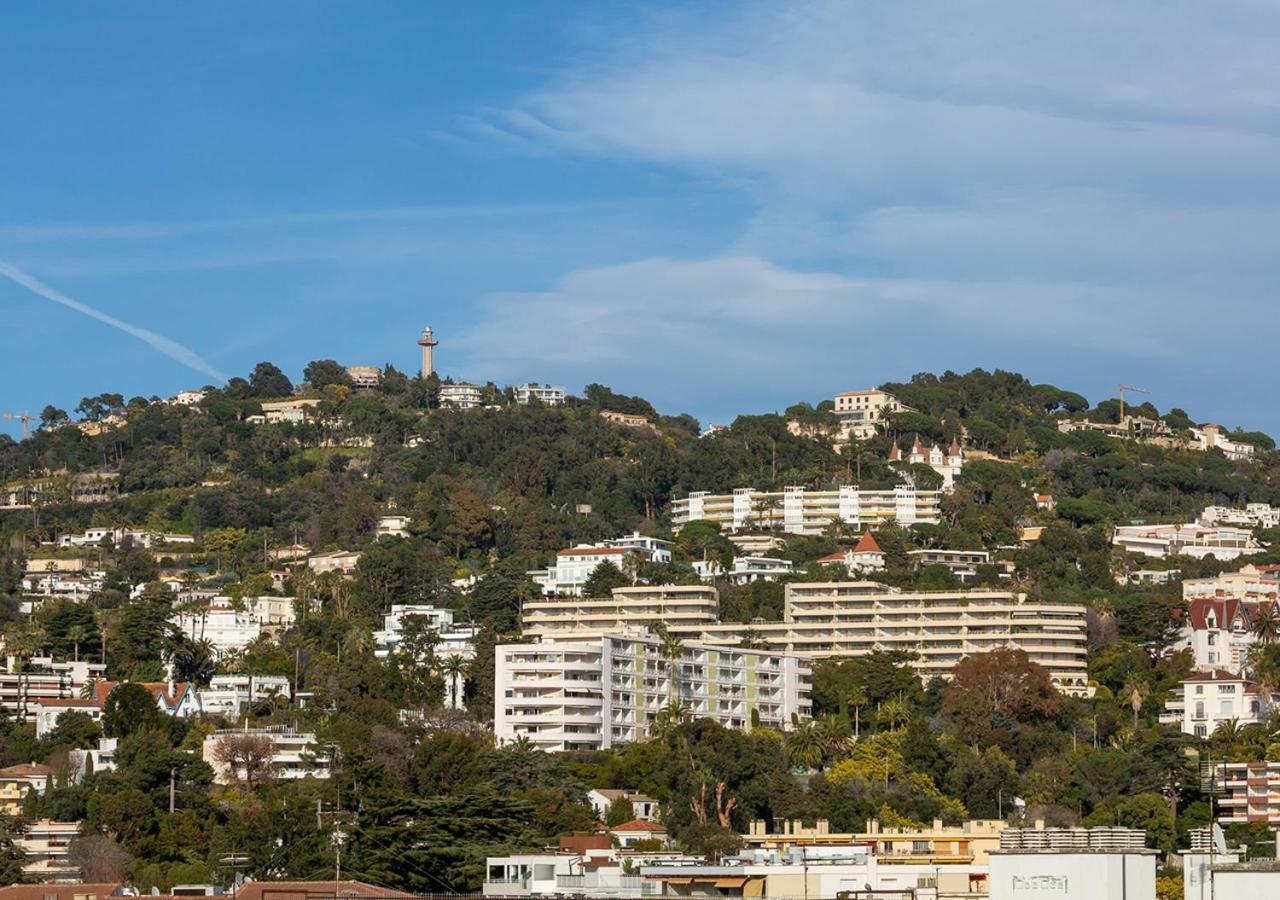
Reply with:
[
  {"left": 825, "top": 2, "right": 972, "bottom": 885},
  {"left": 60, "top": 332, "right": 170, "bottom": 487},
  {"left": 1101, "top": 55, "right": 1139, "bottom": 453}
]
[
  {"left": 441, "top": 654, "right": 470, "bottom": 710},
  {"left": 815, "top": 714, "right": 852, "bottom": 759},
  {"left": 1254, "top": 604, "right": 1280, "bottom": 645},
  {"left": 847, "top": 687, "right": 869, "bottom": 741},
  {"left": 1123, "top": 676, "right": 1150, "bottom": 730},
  {"left": 785, "top": 721, "right": 824, "bottom": 770},
  {"left": 1213, "top": 718, "right": 1242, "bottom": 745},
  {"left": 66, "top": 624, "right": 90, "bottom": 663},
  {"left": 879, "top": 695, "right": 910, "bottom": 732},
  {"left": 650, "top": 623, "right": 685, "bottom": 710}
]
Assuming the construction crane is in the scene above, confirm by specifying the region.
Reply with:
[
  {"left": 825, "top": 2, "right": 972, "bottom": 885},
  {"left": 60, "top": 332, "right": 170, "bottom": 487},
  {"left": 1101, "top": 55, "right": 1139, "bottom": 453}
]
[
  {"left": 1117, "top": 385, "right": 1149, "bottom": 423},
  {"left": 3, "top": 412, "right": 33, "bottom": 440}
]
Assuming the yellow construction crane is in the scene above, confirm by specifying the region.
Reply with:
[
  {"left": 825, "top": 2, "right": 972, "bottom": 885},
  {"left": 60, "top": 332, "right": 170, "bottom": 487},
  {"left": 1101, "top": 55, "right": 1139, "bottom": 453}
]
[
  {"left": 3, "top": 411, "right": 34, "bottom": 440},
  {"left": 1117, "top": 385, "right": 1149, "bottom": 422}
]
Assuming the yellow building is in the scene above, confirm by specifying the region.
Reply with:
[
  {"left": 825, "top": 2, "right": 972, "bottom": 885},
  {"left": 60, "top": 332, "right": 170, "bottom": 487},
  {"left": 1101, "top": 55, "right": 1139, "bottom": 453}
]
[{"left": 744, "top": 817, "right": 1008, "bottom": 866}]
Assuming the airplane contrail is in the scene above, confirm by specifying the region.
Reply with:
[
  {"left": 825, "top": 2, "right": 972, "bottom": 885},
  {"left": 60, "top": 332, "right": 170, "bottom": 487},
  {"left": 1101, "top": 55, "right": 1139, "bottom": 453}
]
[{"left": 0, "top": 260, "right": 227, "bottom": 382}]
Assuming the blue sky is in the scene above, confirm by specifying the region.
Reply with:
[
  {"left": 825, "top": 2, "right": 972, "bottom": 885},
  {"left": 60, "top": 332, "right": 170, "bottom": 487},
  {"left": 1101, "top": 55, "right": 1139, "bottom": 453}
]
[{"left": 3, "top": 2, "right": 1279, "bottom": 436}]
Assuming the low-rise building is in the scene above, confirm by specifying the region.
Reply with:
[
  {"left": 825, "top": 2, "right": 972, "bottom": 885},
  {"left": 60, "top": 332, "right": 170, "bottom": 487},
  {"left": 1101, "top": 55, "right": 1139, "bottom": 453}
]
[
  {"left": 54, "top": 527, "right": 194, "bottom": 549},
  {"left": 528, "top": 535, "right": 675, "bottom": 596},
  {"left": 1112, "top": 523, "right": 1264, "bottom": 561},
  {"left": 375, "top": 514, "right": 411, "bottom": 538},
  {"left": 522, "top": 585, "right": 720, "bottom": 641},
  {"left": 306, "top": 549, "right": 363, "bottom": 575},
  {"left": 0, "top": 763, "right": 51, "bottom": 814},
  {"left": 515, "top": 384, "right": 566, "bottom": 406},
  {"left": 1034, "top": 493, "right": 1056, "bottom": 511},
  {"left": 198, "top": 675, "right": 293, "bottom": 718},
  {"left": 495, "top": 633, "right": 811, "bottom": 752},
  {"left": 693, "top": 555, "right": 795, "bottom": 584},
  {"left": 1191, "top": 424, "right": 1256, "bottom": 461},
  {"left": 610, "top": 820, "right": 669, "bottom": 847},
  {"left": 1200, "top": 503, "right": 1280, "bottom": 529},
  {"left": 1183, "top": 564, "right": 1280, "bottom": 603},
  {"left": 439, "top": 381, "right": 485, "bottom": 409},
  {"left": 817, "top": 531, "right": 886, "bottom": 575},
  {"left": 345, "top": 366, "right": 382, "bottom": 388},
  {"left": 1161, "top": 669, "right": 1277, "bottom": 738},
  {"left": 202, "top": 727, "right": 329, "bottom": 783},
  {"left": 674, "top": 486, "right": 942, "bottom": 534},
  {"left": 34, "top": 697, "right": 105, "bottom": 739},
  {"left": 255, "top": 398, "right": 322, "bottom": 425},
  {"left": 169, "top": 389, "right": 210, "bottom": 406},
  {"left": 0, "top": 658, "right": 106, "bottom": 722},
  {"left": 588, "top": 789, "right": 661, "bottom": 823},
  {"left": 374, "top": 604, "right": 479, "bottom": 659},
  {"left": 891, "top": 436, "right": 965, "bottom": 491},
  {"left": 745, "top": 816, "right": 1007, "bottom": 867},
  {"left": 1173, "top": 597, "right": 1263, "bottom": 672},
  {"left": 989, "top": 826, "right": 1156, "bottom": 900},
  {"left": 484, "top": 835, "right": 693, "bottom": 899},
  {"left": 600, "top": 410, "right": 650, "bottom": 428},
  {"left": 908, "top": 548, "right": 992, "bottom": 582}
]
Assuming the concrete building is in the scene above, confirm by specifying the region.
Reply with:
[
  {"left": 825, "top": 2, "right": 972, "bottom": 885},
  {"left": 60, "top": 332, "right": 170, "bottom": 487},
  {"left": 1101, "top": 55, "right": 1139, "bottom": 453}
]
[
  {"left": 515, "top": 383, "right": 566, "bottom": 406},
  {"left": 1201, "top": 503, "right": 1280, "bottom": 529},
  {"left": 1183, "top": 564, "right": 1280, "bottom": 603},
  {"left": 693, "top": 555, "right": 795, "bottom": 584},
  {"left": 0, "top": 763, "right": 51, "bottom": 814},
  {"left": 600, "top": 410, "right": 650, "bottom": 428},
  {"left": 494, "top": 633, "right": 811, "bottom": 752},
  {"left": 172, "top": 604, "right": 261, "bottom": 657},
  {"left": 588, "top": 789, "right": 660, "bottom": 823},
  {"left": 817, "top": 531, "right": 886, "bottom": 575},
  {"left": 744, "top": 816, "right": 1007, "bottom": 867},
  {"left": 1206, "top": 762, "right": 1280, "bottom": 828},
  {"left": 198, "top": 675, "right": 293, "bottom": 718},
  {"left": 306, "top": 549, "right": 362, "bottom": 574},
  {"left": 908, "top": 548, "right": 992, "bottom": 582},
  {"left": 15, "top": 819, "right": 80, "bottom": 882},
  {"left": 681, "top": 583, "right": 1090, "bottom": 692},
  {"left": 373, "top": 603, "right": 479, "bottom": 659},
  {"left": 0, "top": 658, "right": 106, "bottom": 722},
  {"left": 33, "top": 697, "right": 105, "bottom": 739},
  {"left": 528, "top": 535, "right": 674, "bottom": 596},
  {"left": 345, "top": 366, "right": 382, "bottom": 388},
  {"left": 673, "top": 486, "right": 942, "bottom": 534},
  {"left": 832, "top": 389, "right": 908, "bottom": 442},
  {"left": 169, "top": 389, "right": 209, "bottom": 406},
  {"left": 522, "top": 585, "right": 720, "bottom": 641},
  {"left": 439, "top": 381, "right": 484, "bottom": 409},
  {"left": 256, "top": 398, "right": 322, "bottom": 425},
  {"left": 484, "top": 834, "right": 693, "bottom": 899},
  {"left": 202, "top": 727, "right": 329, "bottom": 783},
  {"left": 54, "top": 526, "right": 194, "bottom": 549},
  {"left": 1161, "top": 669, "right": 1277, "bottom": 738},
  {"left": 417, "top": 326, "right": 438, "bottom": 378},
  {"left": 1112, "top": 523, "right": 1265, "bottom": 560},
  {"left": 988, "top": 827, "right": 1156, "bottom": 900},
  {"left": 375, "top": 514, "right": 411, "bottom": 538},
  {"left": 1191, "top": 424, "right": 1256, "bottom": 461}
]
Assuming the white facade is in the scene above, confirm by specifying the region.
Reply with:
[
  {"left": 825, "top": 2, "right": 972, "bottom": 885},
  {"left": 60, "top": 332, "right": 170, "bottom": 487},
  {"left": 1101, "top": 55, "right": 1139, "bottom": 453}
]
[
  {"left": 1112, "top": 523, "right": 1264, "bottom": 560},
  {"left": 375, "top": 514, "right": 412, "bottom": 538},
  {"left": 522, "top": 585, "right": 720, "bottom": 641},
  {"left": 1162, "top": 670, "right": 1275, "bottom": 738},
  {"left": 306, "top": 549, "right": 363, "bottom": 574},
  {"left": 198, "top": 675, "right": 292, "bottom": 718},
  {"left": 1184, "top": 565, "right": 1280, "bottom": 603},
  {"left": 172, "top": 605, "right": 262, "bottom": 657},
  {"left": 588, "top": 789, "right": 661, "bottom": 822},
  {"left": 55, "top": 527, "right": 194, "bottom": 549},
  {"left": 345, "top": 366, "right": 382, "bottom": 387},
  {"left": 515, "top": 383, "right": 566, "bottom": 405},
  {"left": 908, "top": 548, "right": 992, "bottom": 581},
  {"left": 989, "top": 845, "right": 1155, "bottom": 900},
  {"left": 439, "top": 382, "right": 485, "bottom": 409},
  {"left": 693, "top": 556, "right": 795, "bottom": 584},
  {"left": 169, "top": 389, "right": 209, "bottom": 406},
  {"left": 495, "top": 633, "right": 812, "bottom": 752},
  {"left": 892, "top": 436, "right": 965, "bottom": 491},
  {"left": 673, "top": 485, "right": 942, "bottom": 534},
  {"left": 1191, "top": 424, "right": 1256, "bottom": 461},
  {"left": 0, "top": 658, "right": 106, "bottom": 722},
  {"left": 16, "top": 820, "right": 81, "bottom": 882},
  {"left": 528, "top": 534, "right": 674, "bottom": 596},
  {"left": 373, "top": 604, "right": 479, "bottom": 659},
  {"left": 832, "top": 389, "right": 907, "bottom": 441},
  {"left": 202, "top": 727, "right": 329, "bottom": 782}
]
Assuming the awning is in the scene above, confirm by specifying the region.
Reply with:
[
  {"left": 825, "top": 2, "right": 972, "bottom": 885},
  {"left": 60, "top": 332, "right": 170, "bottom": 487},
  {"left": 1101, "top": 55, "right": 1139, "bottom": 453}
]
[
  {"left": 743, "top": 878, "right": 765, "bottom": 897},
  {"left": 714, "top": 877, "right": 748, "bottom": 888},
  {"left": 664, "top": 877, "right": 693, "bottom": 885}
]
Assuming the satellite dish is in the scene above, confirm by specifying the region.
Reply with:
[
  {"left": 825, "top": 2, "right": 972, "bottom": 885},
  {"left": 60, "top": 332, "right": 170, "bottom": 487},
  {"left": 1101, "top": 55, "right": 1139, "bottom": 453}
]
[{"left": 1212, "top": 822, "right": 1227, "bottom": 855}]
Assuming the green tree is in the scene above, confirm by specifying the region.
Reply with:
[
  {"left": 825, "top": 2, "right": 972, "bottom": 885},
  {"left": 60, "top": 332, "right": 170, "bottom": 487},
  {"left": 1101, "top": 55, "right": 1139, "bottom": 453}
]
[
  {"left": 583, "top": 561, "right": 631, "bottom": 598},
  {"left": 101, "top": 684, "right": 162, "bottom": 738}
]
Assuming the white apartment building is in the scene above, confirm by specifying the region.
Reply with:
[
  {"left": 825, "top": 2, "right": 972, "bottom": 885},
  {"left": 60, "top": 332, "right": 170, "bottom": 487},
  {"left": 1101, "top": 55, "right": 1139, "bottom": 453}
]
[
  {"left": 202, "top": 727, "right": 329, "bottom": 783},
  {"left": 16, "top": 819, "right": 81, "bottom": 882},
  {"left": 1112, "top": 523, "right": 1264, "bottom": 560},
  {"left": 515, "top": 383, "right": 566, "bottom": 406},
  {"left": 172, "top": 605, "right": 262, "bottom": 657},
  {"left": 373, "top": 604, "right": 479, "bottom": 659},
  {"left": 55, "top": 527, "right": 194, "bottom": 549},
  {"left": 692, "top": 556, "right": 795, "bottom": 584},
  {"left": 0, "top": 658, "right": 106, "bottom": 722},
  {"left": 1200, "top": 503, "right": 1280, "bottom": 529},
  {"left": 439, "top": 381, "right": 485, "bottom": 409},
  {"left": 528, "top": 534, "right": 674, "bottom": 596},
  {"left": 1191, "top": 424, "right": 1256, "bottom": 461},
  {"left": 674, "top": 583, "right": 1090, "bottom": 692},
  {"left": 1161, "top": 669, "right": 1276, "bottom": 738},
  {"left": 522, "top": 585, "right": 720, "bottom": 641},
  {"left": 832, "top": 389, "right": 907, "bottom": 442},
  {"left": 673, "top": 486, "right": 942, "bottom": 534},
  {"left": 20, "top": 570, "right": 106, "bottom": 603},
  {"left": 198, "top": 674, "right": 293, "bottom": 718},
  {"left": 1183, "top": 564, "right": 1280, "bottom": 603},
  {"left": 495, "top": 633, "right": 811, "bottom": 752}
]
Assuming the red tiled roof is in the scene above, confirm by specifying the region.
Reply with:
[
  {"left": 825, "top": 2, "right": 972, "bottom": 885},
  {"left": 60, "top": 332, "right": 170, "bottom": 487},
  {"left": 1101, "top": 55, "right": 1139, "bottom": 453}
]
[
  {"left": 853, "top": 531, "right": 884, "bottom": 555},
  {"left": 0, "top": 763, "right": 51, "bottom": 778},
  {"left": 610, "top": 819, "right": 668, "bottom": 833},
  {"left": 1184, "top": 669, "right": 1247, "bottom": 682},
  {"left": 818, "top": 550, "right": 848, "bottom": 563},
  {"left": 231, "top": 881, "right": 402, "bottom": 900},
  {"left": 0, "top": 884, "right": 124, "bottom": 900},
  {"left": 33, "top": 697, "right": 102, "bottom": 708}
]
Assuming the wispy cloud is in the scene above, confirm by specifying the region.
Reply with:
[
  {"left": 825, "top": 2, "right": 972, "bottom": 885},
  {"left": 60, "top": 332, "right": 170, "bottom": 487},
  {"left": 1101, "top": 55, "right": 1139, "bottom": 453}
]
[{"left": 0, "top": 260, "right": 227, "bottom": 381}]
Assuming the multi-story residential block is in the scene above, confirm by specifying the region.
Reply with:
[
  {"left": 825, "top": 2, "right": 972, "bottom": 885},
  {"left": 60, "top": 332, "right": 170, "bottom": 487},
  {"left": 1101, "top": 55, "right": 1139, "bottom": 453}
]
[
  {"left": 1200, "top": 503, "right": 1280, "bottom": 529},
  {"left": 673, "top": 485, "right": 942, "bottom": 534},
  {"left": 692, "top": 555, "right": 795, "bottom": 584},
  {"left": 908, "top": 548, "right": 992, "bottom": 582},
  {"left": 1161, "top": 669, "right": 1276, "bottom": 738},
  {"left": 198, "top": 675, "right": 293, "bottom": 718},
  {"left": 15, "top": 819, "right": 80, "bottom": 881},
  {"left": 673, "top": 583, "right": 1090, "bottom": 692},
  {"left": 890, "top": 436, "right": 965, "bottom": 490},
  {"left": 172, "top": 603, "right": 261, "bottom": 657},
  {"left": 528, "top": 534, "right": 674, "bottom": 596},
  {"left": 515, "top": 383, "right": 566, "bottom": 406},
  {"left": 1112, "top": 523, "right": 1265, "bottom": 560},
  {"left": 373, "top": 604, "right": 479, "bottom": 659},
  {"left": 1183, "top": 564, "right": 1280, "bottom": 603},
  {"left": 522, "top": 585, "right": 720, "bottom": 641},
  {"left": 832, "top": 389, "right": 908, "bottom": 442},
  {"left": 345, "top": 366, "right": 382, "bottom": 387},
  {"left": 494, "top": 633, "right": 811, "bottom": 752},
  {"left": 202, "top": 727, "right": 330, "bottom": 783},
  {"left": 1191, "top": 424, "right": 1256, "bottom": 461},
  {"left": 0, "top": 763, "right": 51, "bottom": 814},
  {"left": 439, "top": 381, "right": 485, "bottom": 409},
  {"left": 0, "top": 658, "right": 106, "bottom": 722},
  {"left": 1215, "top": 761, "right": 1280, "bottom": 827}
]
